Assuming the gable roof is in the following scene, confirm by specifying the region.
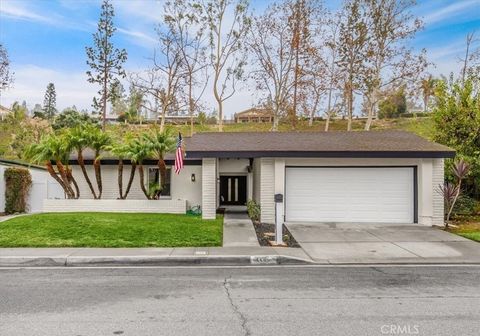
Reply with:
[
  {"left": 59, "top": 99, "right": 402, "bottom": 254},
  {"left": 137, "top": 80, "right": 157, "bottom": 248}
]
[{"left": 185, "top": 131, "right": 455, "bottom": 158}]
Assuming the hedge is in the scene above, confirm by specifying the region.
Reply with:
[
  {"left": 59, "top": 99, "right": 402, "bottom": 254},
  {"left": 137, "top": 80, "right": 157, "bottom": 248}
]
[{"left": 4, "top": 167, "right": 32, "bottom": 214}]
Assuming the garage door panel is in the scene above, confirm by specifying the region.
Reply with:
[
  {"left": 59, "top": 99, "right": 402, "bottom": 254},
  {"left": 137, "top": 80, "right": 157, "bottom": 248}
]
[{"left": 285, "top": 167, "right": 414, "bottom": 223}]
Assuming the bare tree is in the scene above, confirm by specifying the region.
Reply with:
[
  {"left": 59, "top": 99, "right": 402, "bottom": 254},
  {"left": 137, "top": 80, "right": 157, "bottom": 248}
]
[
  {"left": 200, "top": 0, "right": 251, "bottom": 132},
  {"left": 362, "top": 0, "right": 426, "bottom": 131},
  {"left": 248, "top": 1, "right": 296, "bottom": 131},
  {"left": 287, "top": 0, "right": 322, "bottom": 129},
  {"left": 132, "top": 29, "right": 185, "bottom": 132},
  {"left": 336, "top": 0, "right": 369, "bottom": 131},
  {"left": 459, "top": 31, "right": 479, "bottom": 83},
  {"left": 322, "top": 14, "right": 342, "bottom": 131},
  {"left": 164, "top": 0, "right": 209, "bottom": 136},
  {"left": 0, "top": 44, "right": 13, "bottom": 96}
]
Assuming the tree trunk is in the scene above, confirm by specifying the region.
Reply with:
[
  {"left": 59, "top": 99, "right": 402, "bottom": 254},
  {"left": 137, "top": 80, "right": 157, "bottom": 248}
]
[
  {"left": 93, "top": 155, "right": 103, "bottom": 199},
  {"left": 123, "top": 163, "right": 136, "bottom": 199},
  {"left": 67, "top": 167, "right": 80, "bottom": 199},
  {"left": 346, "top": 83, "right": 353, "bottom": 131},
  {"left": 189, "top": 79, "right": 194, "bottom": 137},
  {"left": 45, "top": 161, "right": 71, "bottom": 198},
  {"left": 56, "top": 160, "right": 75, "bottom": 199},
  {"left": 157, "top": 159, "right": 167, "bottom": 193},
  {"left": 117, "top": 159, "right": 124, "bottom": 199},
  {"left": 138, "top": 164, "right": 150, "bottom": 199},
  {"left": 77, "top": 150, "right": 97, "bottom": 199},
  {"left": 364, "top": 96, "right": 374, "bottom": 131},
  {"left": 160, "top": 105, "right": 166, "bottom": 132},
  {"left": 324, "top": 88, "right": 333, "bottom": 132}
]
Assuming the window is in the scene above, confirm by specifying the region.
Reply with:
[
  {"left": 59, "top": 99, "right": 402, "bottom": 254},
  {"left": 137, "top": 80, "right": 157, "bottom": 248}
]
[{"left": 148, "top": 167, "right": 171, "bottom": 197}]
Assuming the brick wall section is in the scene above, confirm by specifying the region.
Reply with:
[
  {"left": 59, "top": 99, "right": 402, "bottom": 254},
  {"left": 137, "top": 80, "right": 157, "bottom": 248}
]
[
  {"left": 260, "top": 158, "right": 275, "bottom": 224},
  {"left": 43, "top": 199, "right": 186, "bottom": 213},
  {"left": 202, "top": 158, "right": 217, "bottom": 219},
  {"left": 432, "top": 158, "right": 445, "bottom": 226}
]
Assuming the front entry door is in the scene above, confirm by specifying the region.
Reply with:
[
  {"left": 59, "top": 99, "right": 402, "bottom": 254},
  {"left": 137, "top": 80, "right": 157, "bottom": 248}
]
[{"left": 220, "top": 176, "right": 247, "bottom": 205}]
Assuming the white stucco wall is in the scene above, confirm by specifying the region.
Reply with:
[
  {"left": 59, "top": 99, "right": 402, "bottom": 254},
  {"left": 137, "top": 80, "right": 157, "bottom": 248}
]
[
  {"left": 255, "top": 157, "right": 445, "bottom": 226},
  {"left": 71, "top": 164, "right": 202, "bottom": 209}
]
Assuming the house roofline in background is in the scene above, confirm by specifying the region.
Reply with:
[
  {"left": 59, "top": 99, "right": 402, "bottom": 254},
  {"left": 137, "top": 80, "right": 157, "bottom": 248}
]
[{"left": 0, "top": 158, "right": 47, "bottom": 171}]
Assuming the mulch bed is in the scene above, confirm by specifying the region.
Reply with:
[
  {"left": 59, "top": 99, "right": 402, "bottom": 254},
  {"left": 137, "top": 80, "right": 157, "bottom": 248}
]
[{"left": 252, "top": 221, "right": 300, "bottom": 248}]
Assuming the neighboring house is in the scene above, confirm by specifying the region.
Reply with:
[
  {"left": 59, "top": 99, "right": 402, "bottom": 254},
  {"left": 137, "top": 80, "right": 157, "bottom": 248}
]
[
  {"left": 0, "top": 159, "right": 65, "bottom": 213},
  {"left": 0, "top": 105, "right": 11, "bottom": 120},
  {"left": 234, "top": 108, "right": 274, "bottom": 123},
  {"left": 64, "top": 131, "right": 454, "bottom": 227}
]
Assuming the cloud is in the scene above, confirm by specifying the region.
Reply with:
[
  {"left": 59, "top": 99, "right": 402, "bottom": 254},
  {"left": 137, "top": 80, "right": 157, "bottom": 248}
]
[
  {"left": 0, "top": 64, "right": 96, "bottom": 112},
  {"left": 117, "top": 27, "right": 157, "bottom": 49},
  {"left": 422, "top": 0, "right": 479, "bottom": 25},
  {"left": 0, "top": 1, "right": 56, "bottom": 25}
]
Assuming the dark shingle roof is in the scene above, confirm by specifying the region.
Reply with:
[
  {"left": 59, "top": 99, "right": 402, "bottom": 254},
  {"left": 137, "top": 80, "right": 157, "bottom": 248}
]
[
  {"left": 70, "top": 130, "right": 455, "bottom": 162},
  {"left": 184, "top": 131, "right": 455, "bottom": 158}
]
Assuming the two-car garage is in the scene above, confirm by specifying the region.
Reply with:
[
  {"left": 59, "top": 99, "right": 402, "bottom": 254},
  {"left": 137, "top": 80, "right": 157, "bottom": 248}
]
[{"left": 285, "top": 167, "right": 416, "bottom": 224}]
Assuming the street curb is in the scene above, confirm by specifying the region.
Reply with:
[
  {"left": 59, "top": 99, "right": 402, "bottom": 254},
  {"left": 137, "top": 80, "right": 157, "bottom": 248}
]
[{"left": 0, "top": 255, "right": 313, "bottom": 267}]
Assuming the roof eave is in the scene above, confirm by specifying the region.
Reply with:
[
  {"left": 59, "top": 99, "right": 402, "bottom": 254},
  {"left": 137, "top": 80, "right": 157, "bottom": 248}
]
[{"left": 186, "top": 150, "right": 456, "bottom": 159}]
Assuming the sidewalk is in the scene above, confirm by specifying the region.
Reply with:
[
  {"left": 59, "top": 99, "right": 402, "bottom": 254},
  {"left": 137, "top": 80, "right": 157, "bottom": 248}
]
[{"left": 0, "top": 246, "right": 313, "bottom": 267}]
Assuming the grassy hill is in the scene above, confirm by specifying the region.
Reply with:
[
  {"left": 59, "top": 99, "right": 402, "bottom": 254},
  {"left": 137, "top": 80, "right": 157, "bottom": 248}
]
[
  {"left": 172, "top": 116, "right": 435, "bottom": 139},
  {"left": 0, "top": 116, "right": 435, "bottom": 160}
]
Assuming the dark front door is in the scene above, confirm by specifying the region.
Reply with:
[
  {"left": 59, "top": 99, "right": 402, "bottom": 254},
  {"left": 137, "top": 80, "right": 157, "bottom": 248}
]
[{"left": 220, "top": 176, "right": 247, "bottom": 205}]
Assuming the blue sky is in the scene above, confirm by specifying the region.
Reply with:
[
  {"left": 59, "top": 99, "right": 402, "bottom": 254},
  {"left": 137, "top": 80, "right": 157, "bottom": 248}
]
[{"left": 0, "top": 0, "right": 479, "bottom": 116}]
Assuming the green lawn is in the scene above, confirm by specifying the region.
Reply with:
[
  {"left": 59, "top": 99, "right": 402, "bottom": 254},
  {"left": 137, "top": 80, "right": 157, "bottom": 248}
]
[
  {"left": 0, "top": 212, "right": 223, "bottom": 247},
  {"left": 450, "top": 216, "right": 480, "bottom": 242}
]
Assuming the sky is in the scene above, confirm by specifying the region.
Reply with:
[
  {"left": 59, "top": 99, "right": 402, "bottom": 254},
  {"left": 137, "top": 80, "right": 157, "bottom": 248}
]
[{"left": 0, "top": 0, "right": 479, "bottom": 117}]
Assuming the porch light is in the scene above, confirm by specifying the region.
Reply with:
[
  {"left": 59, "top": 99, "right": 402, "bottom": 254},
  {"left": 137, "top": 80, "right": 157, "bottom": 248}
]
[{"left": 191, "top": 173, "right": 196, "bottom": 182}]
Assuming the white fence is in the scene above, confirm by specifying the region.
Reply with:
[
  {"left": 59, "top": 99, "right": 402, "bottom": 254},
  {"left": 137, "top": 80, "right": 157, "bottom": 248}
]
[{"left": 42, "top": 199, "right": 187, "bottom": 214}]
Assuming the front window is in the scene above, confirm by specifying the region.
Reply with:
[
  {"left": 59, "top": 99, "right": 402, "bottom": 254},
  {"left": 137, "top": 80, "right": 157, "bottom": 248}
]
[{"left": 148, "top": 167, "right": 171, "bottom": 198}]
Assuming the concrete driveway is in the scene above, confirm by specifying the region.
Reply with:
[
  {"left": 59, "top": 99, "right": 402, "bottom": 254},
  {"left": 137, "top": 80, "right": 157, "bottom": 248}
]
[{"left": 286, "top": 223, "right": 480, "bottom": 264}]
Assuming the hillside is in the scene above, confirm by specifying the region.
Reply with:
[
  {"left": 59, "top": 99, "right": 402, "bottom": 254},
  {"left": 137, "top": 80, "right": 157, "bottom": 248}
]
[{"left": 0, "top": 116, "right": 435, "bottom": 160}]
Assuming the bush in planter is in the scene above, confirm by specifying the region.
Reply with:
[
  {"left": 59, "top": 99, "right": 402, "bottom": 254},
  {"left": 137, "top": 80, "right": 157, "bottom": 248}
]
[
  {"left": 247, "top": 199, "right": 261, "bottom": 222},
  {"left": 4, "top": 167, "right": 32, "bottom": 214}
]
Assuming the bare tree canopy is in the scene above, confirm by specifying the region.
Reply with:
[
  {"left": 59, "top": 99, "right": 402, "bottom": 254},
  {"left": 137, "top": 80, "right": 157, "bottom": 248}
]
[
  {"left": 0, "top": 43, "right": 14, "bottom": 93},
  {"left": 200, "top": 0, "right": 251, "bottom": 132}
]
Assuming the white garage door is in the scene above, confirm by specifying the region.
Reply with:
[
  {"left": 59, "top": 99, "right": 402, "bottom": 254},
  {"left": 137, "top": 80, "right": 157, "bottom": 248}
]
[{"left": 285, "top": 167, "right": 415, "bottom": 223}]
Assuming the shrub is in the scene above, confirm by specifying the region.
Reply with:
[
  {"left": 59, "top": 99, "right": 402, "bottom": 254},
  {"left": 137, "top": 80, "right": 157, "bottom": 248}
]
[
  {"left": 452, "top": 195, "right": 478, "bottom": 216},
  {"left": 247, "top": 199, "right": 261, "bottom": 222},
  {"left": 4, "top": 167, "right": 32, "bottom": 214}
]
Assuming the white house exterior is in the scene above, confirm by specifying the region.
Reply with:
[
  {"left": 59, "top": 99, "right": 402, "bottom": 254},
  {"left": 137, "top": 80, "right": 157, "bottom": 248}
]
[
  {"left": 0, "top": 159, "right": 65, "bottom": 213},
  {"left": 59, "top": 131, "right": 453, "bottom": 227}
]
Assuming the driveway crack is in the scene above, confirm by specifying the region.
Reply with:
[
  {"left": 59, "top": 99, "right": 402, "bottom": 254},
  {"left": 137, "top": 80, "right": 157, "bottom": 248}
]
[{"left": 223, "top": 276, "right": 251, "bottom": 336}]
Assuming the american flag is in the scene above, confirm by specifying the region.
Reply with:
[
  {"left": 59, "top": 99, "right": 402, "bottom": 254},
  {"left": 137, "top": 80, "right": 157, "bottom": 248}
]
[{"left": 174, "top": 132, "right": 184, "bottom": 174}]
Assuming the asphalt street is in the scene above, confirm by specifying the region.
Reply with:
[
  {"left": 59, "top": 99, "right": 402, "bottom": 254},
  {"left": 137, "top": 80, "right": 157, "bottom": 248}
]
[{"left": 0, "top": 265, "right": 479, "bottom": 336}]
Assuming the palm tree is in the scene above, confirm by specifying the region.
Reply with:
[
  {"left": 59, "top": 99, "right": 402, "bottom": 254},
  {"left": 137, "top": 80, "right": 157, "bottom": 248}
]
[
  {"left": 126, "top": 137, "right": 152, "bottom": 199},
  {"left": 107, "top": 134, "right": 137, "bottom": 199},
  {"left": 67, "top": 125, "right": 98, "bottom": 199},
  {"left": 88, "top": 128, "right": 112, "bottom": 199},
  {"left": 142, "top": 127, "right": 176, "bottom": 197},
  {"left": 25, "top": 133, "right": 79, "bottom": 199}
]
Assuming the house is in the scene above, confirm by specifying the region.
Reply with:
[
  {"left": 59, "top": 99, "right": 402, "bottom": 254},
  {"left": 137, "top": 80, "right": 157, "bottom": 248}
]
[
  {"left": 234, "top": 108, "right": 274, "bottom": 123},
  {"left": 55, "top": 130, "right": 454, "bottom": 227},
  {"left": 0, "top": 159, "right": 65, "bottom": 213}
]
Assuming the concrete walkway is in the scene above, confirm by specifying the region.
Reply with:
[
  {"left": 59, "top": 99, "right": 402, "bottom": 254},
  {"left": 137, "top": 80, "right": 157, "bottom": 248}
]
[
  {"left": 223, "top": 209, "right": 260, "bottom": 247},
  {"left": 287, "top": 222, "right": 480, "bottom": 264}
]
